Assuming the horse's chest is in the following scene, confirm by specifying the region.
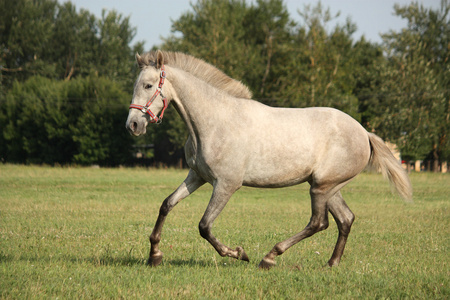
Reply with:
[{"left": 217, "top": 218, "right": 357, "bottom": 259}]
[
  {"left": 184, "top": 137, "right": 198, "bottom": 169},
  {"left": 185, "top": 136, "right": 240, "bottom": 184},
  {"left": 184, "top": 138, "right": 213, "bottom": 181}
]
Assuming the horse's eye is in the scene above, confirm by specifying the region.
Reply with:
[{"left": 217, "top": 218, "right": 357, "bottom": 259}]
[{"left": 144, "top": 84, "right": 153, "bottom": 89}]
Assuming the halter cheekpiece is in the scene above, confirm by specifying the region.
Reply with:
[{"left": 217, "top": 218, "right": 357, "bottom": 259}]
[{"left": 129, "top": 65, "right": 168, "bottom": 124}]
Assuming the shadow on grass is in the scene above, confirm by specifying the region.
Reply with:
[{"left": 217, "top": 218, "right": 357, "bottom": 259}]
[
  {"left": 2, "top": 253, "right": 216, "bottom": 269},
  {"left": 82, "top": 255, "right": 220, "bottom": 269},
  {"left": 3, "top": 252, "right": 286, "bottom": 271},
  {"left": 1, "top": 253, "right": 146, "bottom": 267},
  {"left": 0, "top": 253, "right": 14, "bottom": 263},
  {"left": 86, "top": 255, "right": 215, "bottom": 268},
  {"left": 86, "top": 255, "right": 147, "bottom": 267},
  {"left": 167, "top": 258, "right": 214, "bottom": 268}
]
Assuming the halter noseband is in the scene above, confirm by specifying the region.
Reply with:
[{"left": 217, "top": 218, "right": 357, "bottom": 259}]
[{"left": 129, "top": 65, "right": 168, "bottom": 124}]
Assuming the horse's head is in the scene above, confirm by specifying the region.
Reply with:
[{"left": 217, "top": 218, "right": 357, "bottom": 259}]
[{"left": 126, "top": 51, "right": 170, "bottom": 136}]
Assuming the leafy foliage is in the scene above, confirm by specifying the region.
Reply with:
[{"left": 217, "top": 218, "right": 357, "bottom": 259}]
[
  {"left": 1, "top": 0, "right": 141, "bottom": 165},
  {"left": 1, "top": 76, "right": 133, "bottom": 165},
  {"left": 1, "top": 0, "right": 143, "bottom": 92},
  {"left": 1, "top": 0, "right": 448, "bottom": 168},
  {"left": 364, "top": 1, "right": 450, "bottom": 164}
]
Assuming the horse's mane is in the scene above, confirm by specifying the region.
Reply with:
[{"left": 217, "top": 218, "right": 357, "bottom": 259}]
[{"left": 137, "top": 51, "right": 253, "bottom": 99}]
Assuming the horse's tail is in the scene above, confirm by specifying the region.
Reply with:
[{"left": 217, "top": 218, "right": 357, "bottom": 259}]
[{"left": 367, "top": 133, "right": 413, "bottom": 202}]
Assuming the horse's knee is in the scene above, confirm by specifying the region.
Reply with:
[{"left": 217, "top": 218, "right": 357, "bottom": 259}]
[
  {"left": 309, "top": 217, "right": 329, "bottom": 233},
  {"left": 347, "top": 212, "right": 355, "bottom": 226},
  {"left": 317, "top": 221, "right": 329, "bottom": 232},
  {"left": 340, "top": 213, "right": 355, "bottom": 235}
]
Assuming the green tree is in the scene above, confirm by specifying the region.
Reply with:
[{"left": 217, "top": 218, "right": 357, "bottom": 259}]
[
  {"left": 50, "top": 1, "right": 98, "bottom": 81},
  {"left": 365, "top": 1, "right": 449, "bottom": 169},
  {"left": 0, "top": 0, "right": 58, "bottom": 92},
  {"left": 366, "top": 47, "right": 445, "bottom": 162},
  {"left": 1, "top": 0, "right": 143, "bottom": 93},
  {"left": 0, "top": 76, "right": 134, "bottom": 165},
  {"left": 240, "top": 0, "right": 294, "bottom": 98},
  {"left": 96, "top": 9, "right": 142, "bottom": 89},
  {"left": 273, "top": 2, "right": 359, "bottom": 119},
  {"left": 164, "top": 0, "right": 253, "bottom": 81},
  {"left": 2, "top": 77, "right": 77, "bottom": 163},
  {"left": 70, "top": 76, "right": 134, "bottom": 165},
  {"left": 352, "top": 38, "right": 385, "bottom": 128},
  {"left": 1, "top": 0, "right": 144, "bottom": 165}
]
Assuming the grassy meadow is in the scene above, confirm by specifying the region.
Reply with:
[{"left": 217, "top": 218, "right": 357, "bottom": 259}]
[{"left": 0, "top": 164, "right": 448, "bottom": 299}]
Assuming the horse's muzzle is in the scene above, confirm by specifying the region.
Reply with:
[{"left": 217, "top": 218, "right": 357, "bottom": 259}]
[{"left": 126, "top": 116, "right": 147, "bottom": 136}]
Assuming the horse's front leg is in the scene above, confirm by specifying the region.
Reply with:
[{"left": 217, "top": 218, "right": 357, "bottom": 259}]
[
  {"left": 198, "top": 180, "right": 249, "bottom": 262},
  {"left": 148, "top": 169, "right": 205, "bottom": 266}
]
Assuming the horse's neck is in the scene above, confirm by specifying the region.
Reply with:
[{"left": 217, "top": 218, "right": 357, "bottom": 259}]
[{"left": 169, "top": 67, "right": 237, "bottom": 138}]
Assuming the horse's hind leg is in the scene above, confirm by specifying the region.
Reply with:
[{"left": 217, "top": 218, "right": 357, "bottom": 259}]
[
  {"left": 198, "top": 180, "right": 250, "bottom": 262},
  {"left": 148, "top": 169, "right": 205, "bottom": 266},
  {"left": 327, "top": 191, "right": 355, "bottom": 267},
  {"left": 259, "top": 186, "right": 330, "bottom": 269}
]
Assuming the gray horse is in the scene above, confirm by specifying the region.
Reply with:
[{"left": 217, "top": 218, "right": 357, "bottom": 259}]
[{"left": 126, "top": 51, "right": 412, "bottom": 269}]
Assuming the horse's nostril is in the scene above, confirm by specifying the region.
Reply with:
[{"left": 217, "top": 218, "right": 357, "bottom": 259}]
[{"left": 132, "top": 121, "right": 138, "bottom": 132}]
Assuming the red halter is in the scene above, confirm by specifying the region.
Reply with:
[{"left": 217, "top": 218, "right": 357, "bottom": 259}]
[{"left": 129, "top": 65, "right": 168, "bottom": 124}]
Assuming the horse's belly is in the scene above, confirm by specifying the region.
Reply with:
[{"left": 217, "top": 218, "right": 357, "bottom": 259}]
[
  {"left": 242, "top": 160, "right": 312, "bottom": 188},
  {"left": 243, "top": 176, "right": 310, "bottom": 188}
]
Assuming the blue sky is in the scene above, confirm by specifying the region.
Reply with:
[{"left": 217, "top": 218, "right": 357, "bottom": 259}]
[{"left": 65, "top": 0, "right": 442, "bottom": 49}]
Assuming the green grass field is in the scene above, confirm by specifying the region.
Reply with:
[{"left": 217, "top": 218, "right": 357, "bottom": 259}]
[{"left": 1, "top": 164, "right": 448, "bottom": 299}]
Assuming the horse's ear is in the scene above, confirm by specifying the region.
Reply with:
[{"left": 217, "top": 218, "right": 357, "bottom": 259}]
[
  {"left": 156, "top": 50, "right": 164, "bottom": 69},
  {"left": 136, "top": 53, "right": 145, "bottom": 69}
]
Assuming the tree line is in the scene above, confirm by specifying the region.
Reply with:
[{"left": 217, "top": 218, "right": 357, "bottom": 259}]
[{"left": 1, "top": 0, "right": 448, "bottom": 170}]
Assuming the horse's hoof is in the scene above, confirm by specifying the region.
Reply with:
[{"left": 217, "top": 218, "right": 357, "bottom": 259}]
[
  {"left": 236, "top": 247, "right": 249, "bottom": 262},
  {"left": 258, "top": 258, "right": 276, "bottom": 270},
  {"left": 147, "top": 254, "right": 163, "bottom": 267},
  {"left": 326, "top": 259, "right": 339, "bottom": 268}
]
